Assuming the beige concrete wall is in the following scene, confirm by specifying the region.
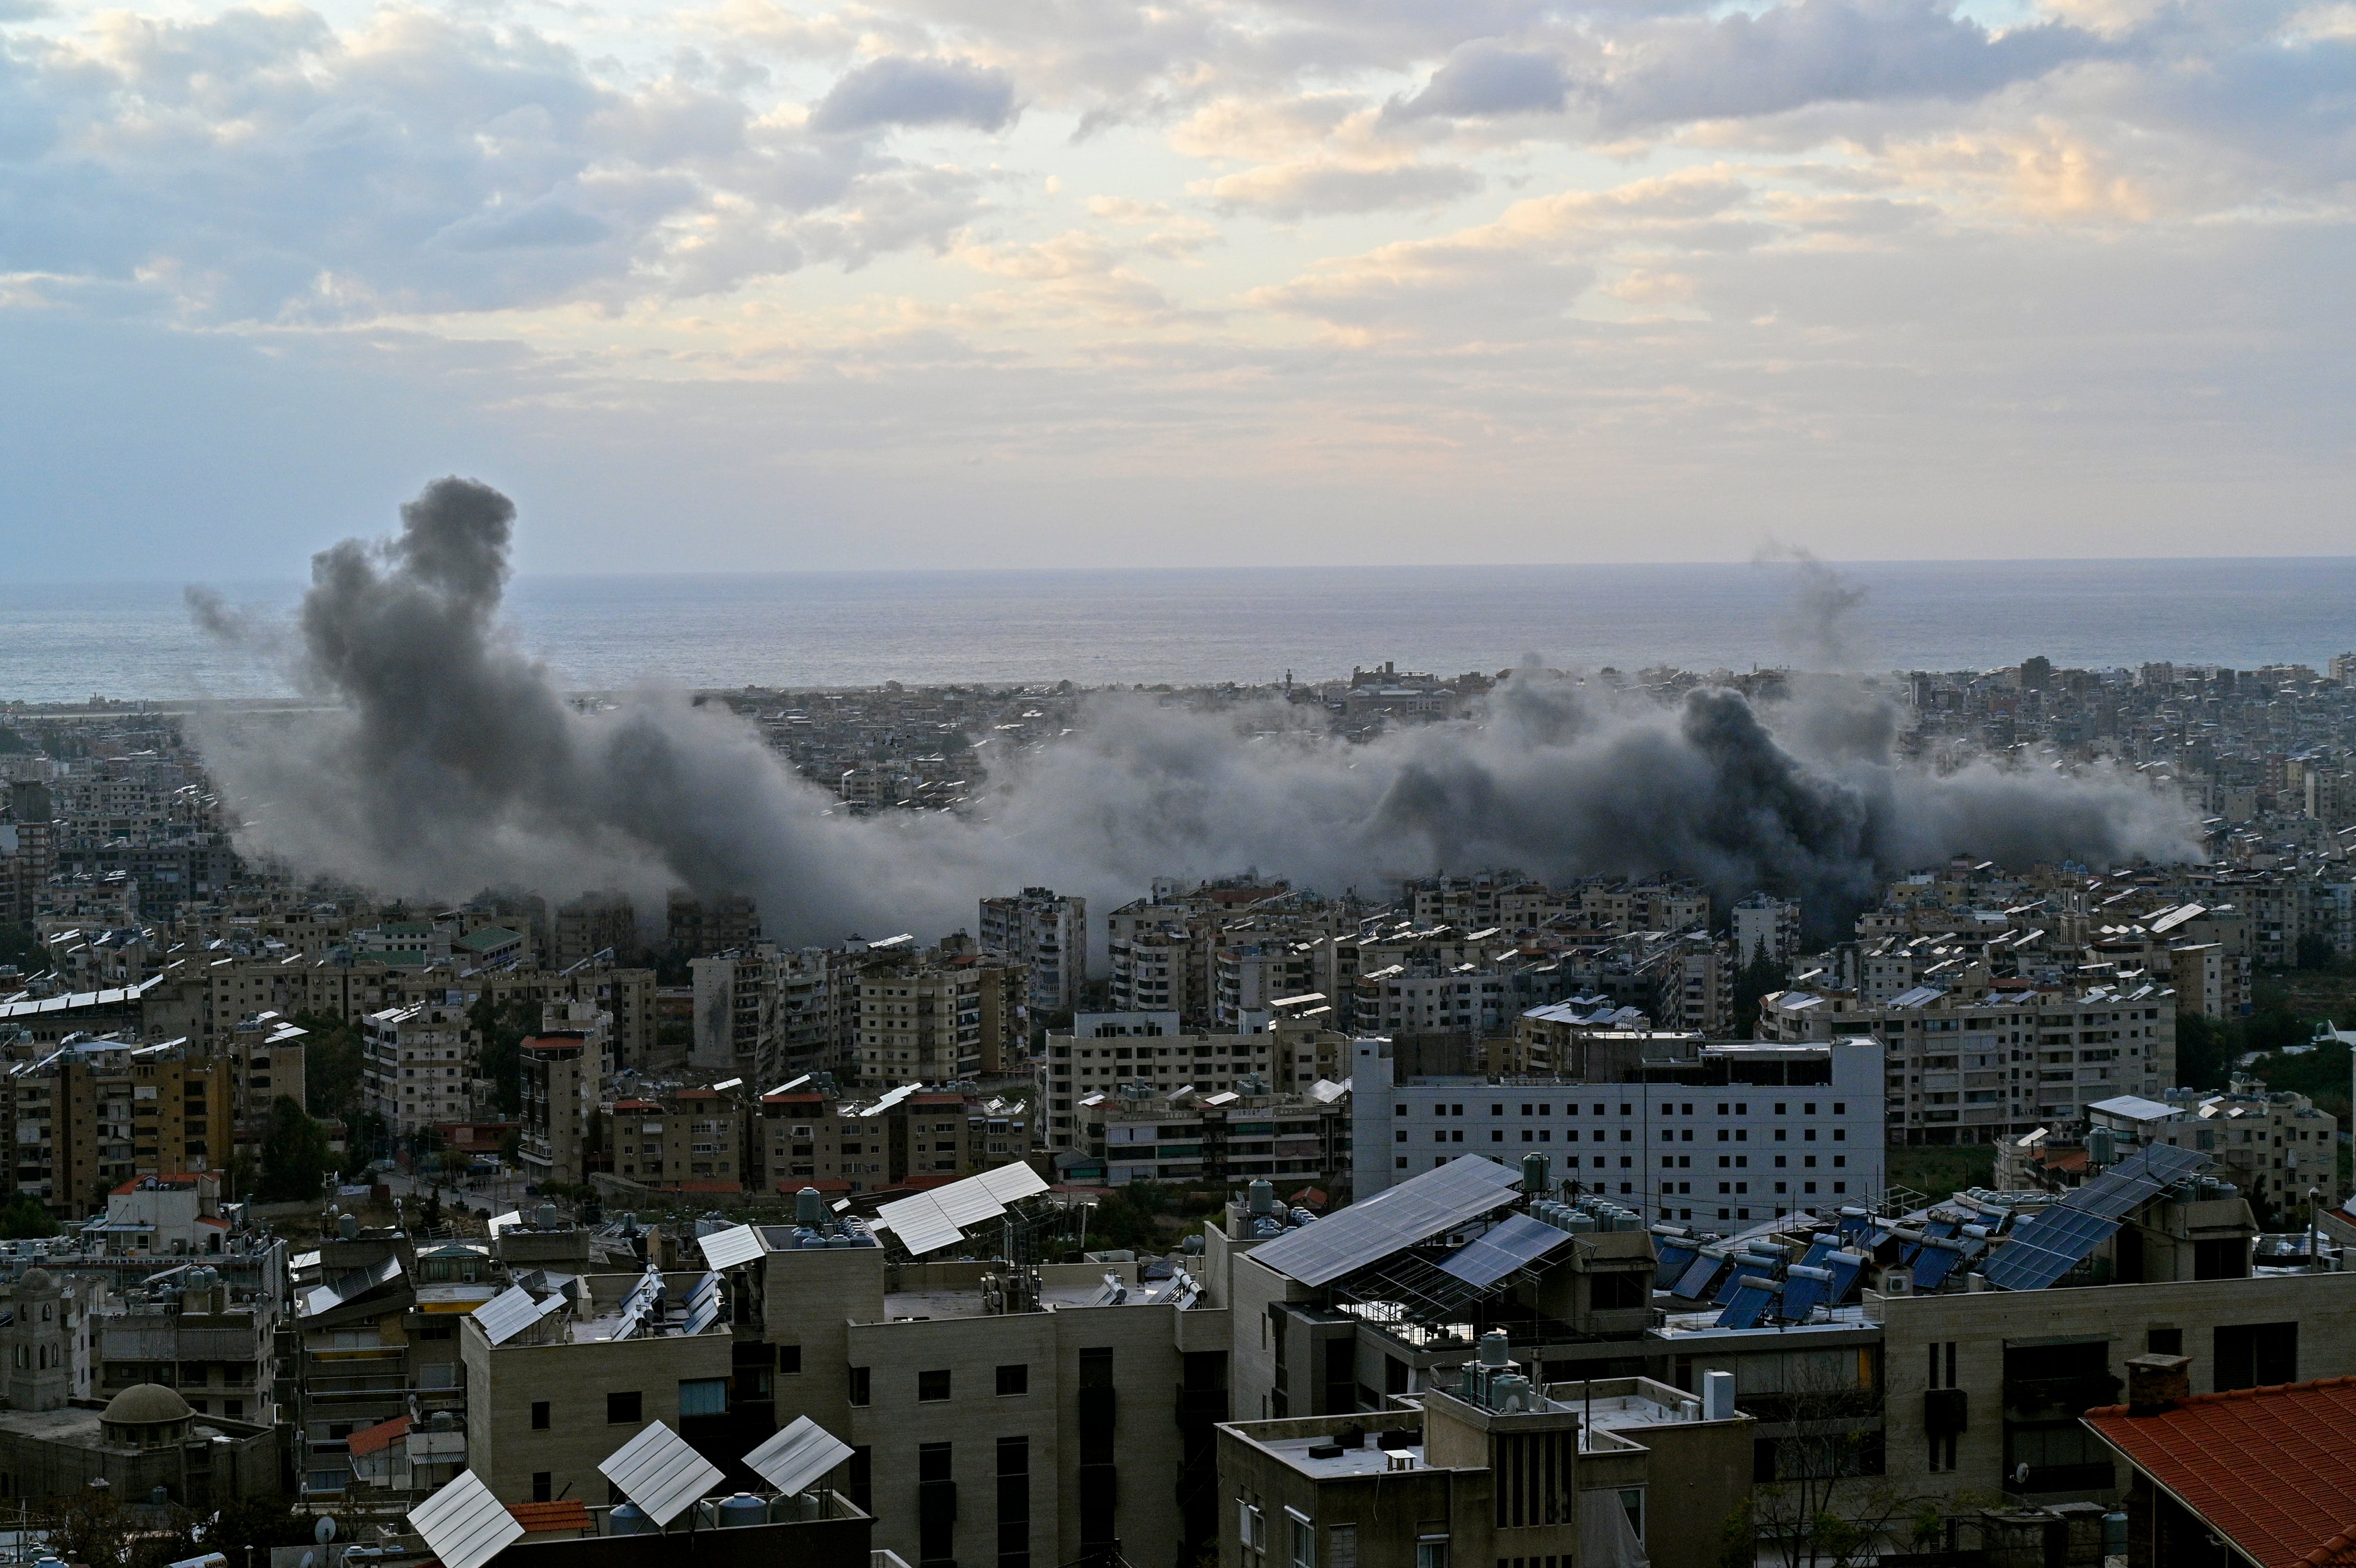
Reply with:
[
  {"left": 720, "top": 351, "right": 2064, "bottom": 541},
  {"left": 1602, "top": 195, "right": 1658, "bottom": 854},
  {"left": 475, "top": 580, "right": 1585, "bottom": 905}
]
[
  {"left": 1875, "top": 1270, "right": 2356, "bottom": 1506},
  {"left": 463, "top": 1319, "right": 732, "bottom": 1505},
  {"left": 844, "top": 1300, "right": 1190, "bottom": 1568}
]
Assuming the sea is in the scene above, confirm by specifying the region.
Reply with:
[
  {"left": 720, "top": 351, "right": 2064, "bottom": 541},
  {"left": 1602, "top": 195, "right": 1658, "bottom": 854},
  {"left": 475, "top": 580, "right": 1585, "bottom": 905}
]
[{"left": 2, "top": 557, "right": 2353, "bottom": 704}]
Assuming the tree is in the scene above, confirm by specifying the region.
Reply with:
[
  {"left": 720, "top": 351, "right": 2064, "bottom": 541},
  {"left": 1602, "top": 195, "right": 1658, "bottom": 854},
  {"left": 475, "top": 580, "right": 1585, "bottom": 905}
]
[
  {"left": 468, "top": 992, "right": 541, "bottom": 1116},
  {"left": 257, "top": 1095, "right": 331, "bottom": 1202},
  {"left": 1083, "top": 1182, "right": 1168, "bottom": 1253},
  {"left": 201, "top": 1495, "right": 319, "bottom": 1566},
  {"left": 1736, "top": 1352, "right": 1937, "bottom": 1568},
  {"left": 1734, "top": 943, "right": 1791, "bottom": 1036},
  {"left": 0, "top": 1192, "right": 57, "bottom": 1239},
  {"left": 294, "top": 1010, "right": 367, "bottom": 1126}
]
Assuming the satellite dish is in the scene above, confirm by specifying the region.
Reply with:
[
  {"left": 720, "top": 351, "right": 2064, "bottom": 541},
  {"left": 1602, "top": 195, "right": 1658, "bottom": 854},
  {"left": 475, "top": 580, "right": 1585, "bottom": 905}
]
[
  {"left": 301, "top": 1553, "right": 316, "bottom": 1568},
  {"left": 316, "top": 1517, "right": 339, "bottom": 1545},
  {"left": 2013, "top": 1463, "right": 2030, "bottom": 1486}
]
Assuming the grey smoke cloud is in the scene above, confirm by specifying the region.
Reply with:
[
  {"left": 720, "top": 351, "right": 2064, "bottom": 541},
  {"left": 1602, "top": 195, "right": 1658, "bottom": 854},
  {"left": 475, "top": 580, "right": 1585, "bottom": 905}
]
[{"left": 191, "top": 479, "right": 2198, "bottom": 944}]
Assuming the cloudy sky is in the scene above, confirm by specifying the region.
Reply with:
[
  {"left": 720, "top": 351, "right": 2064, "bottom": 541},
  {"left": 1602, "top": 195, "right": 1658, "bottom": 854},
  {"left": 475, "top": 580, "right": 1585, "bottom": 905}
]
[{"left": 4, "top": 0, "right": 2353, "bottom": 577}]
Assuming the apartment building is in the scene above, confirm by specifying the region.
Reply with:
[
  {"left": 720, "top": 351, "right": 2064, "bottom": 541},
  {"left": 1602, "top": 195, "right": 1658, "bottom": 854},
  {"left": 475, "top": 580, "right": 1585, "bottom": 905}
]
[
  {"left": 1732, "top": 892, "right": 1803, "bottom": 966},
  {"left": 1217, "top": 1371, "right": 1751, "bottom": 1568},
  {"left": 608, "top": 1086, "right": 750, "bottom": 1196},
  {"left": 741, "top": 1213, "right": 1212, "bottom": 1568},
  {"left": 1757, "top": 977, "right": 2175, "bottom": 1144},
  {"left": 979, "top": 887, "right": 1085, "bottom": 1016},
  {"left": 95, "top": 1263, "right": 280, "bottom": 1426},
  {"left": 461, "top": 1267, "right": 735, "bottom": 1509},
  {"left": 1038, "top": 1014, "right": 1350, "bottom": 1156},
  {"left": 2161, "top": 1077, "right": 2341, "bottom": 1219},
  {"left": 666, "top": 891, "right": 763, "bottom": 956},
  {"left": 518, "top": 1033, "right": 596, "bottom": 1187},
  {"left": 855, "top": 954, "right": 985, "bottom": 1087},
  {"left": 553, "top": 891, "right": 637, "bottom": 968},
  {"left": 364, "top": 1002, "right": 474, "bottom": 1140},
  {"left": 753, "top": 1082, "right": 1027, "bottom": 1195},
  {"left": 1350, "top": 1036, "right": 1887, "bottom": 1227},
  {"left": 1071, "top": 1083, "right": 1350, "bottom": 1188},
  {"left": 691, "top": 947, "right": 776, "bottom": 1078},
  {"left": 4, "top": 1035, "right": 235, "bottom": 1220}
]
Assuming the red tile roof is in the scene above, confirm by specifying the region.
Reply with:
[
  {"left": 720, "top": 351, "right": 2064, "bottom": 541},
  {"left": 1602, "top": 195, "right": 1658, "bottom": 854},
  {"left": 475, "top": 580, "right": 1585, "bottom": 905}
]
[
  {"left": 2085, "top": 1376, "right": 2356, "bottom": 1567},
  {"left": 347, "top": 1415, "right": 410, "bottom": 1457},
  {"left": 506, "top": 1501, "right": 592, "bottom": 1535}
]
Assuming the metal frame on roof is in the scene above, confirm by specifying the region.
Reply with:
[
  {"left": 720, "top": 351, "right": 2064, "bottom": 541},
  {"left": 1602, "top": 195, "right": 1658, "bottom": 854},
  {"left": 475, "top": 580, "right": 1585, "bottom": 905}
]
[
  {"left": 1246, "top": 1156, "right": 1522, "bottom": 1287},
  {"left": 410, "top": 1471, "right": 524, "bottom": 1568},
  {"left": 875, "top": 1161, "right": 1050, "bottom": 1258},
  {"left": 1435, "top": 1213, "right": 1572, "bottom": 1288},
  {"left": 471, "top": 1284, "right": 544, "bottom": 1347},
  {"left": 600, "top": 1421, "right": 723, "bottom": 1527},
  {"left": 744, "top": 1416, "right": 854, "bottom": 1496}
]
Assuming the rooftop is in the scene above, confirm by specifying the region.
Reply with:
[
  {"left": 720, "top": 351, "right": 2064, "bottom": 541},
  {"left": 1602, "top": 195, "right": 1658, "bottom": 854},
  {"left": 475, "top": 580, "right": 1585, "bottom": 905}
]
[{"left": 2085, "top": 1376, "right": 2356, "bottom": 1568}]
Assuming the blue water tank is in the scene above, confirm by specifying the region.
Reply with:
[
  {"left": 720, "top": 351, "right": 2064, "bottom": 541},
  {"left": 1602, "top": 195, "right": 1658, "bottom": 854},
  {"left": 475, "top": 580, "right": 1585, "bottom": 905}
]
[
  {"left": 717, "top": 1494, "right": 768, "bottom": 1528},
  {"left": 608, "top": 1505, "right": 653, "bottom": 1536}
]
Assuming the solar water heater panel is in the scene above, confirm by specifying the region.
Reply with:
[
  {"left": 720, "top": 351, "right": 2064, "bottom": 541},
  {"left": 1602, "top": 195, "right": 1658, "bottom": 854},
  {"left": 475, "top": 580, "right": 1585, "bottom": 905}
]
[
  {"left": 1245, "top": 1157, "right": 1522, "bottom": 1287},
  {"left": 745, "top": 1416, "right": 854, "bottom": 1497},
  {"left": 1436, "top": 1213, "right": 1572, "bottom": 1287},
  {"left": 1653, "top": 1244, "right": 1699, "bottom": 1291},
  {"left": 1715, "top": 1280, "right": 1776, "bottom": 1330},
  {"left": 1672, "top": 1253, "right": 1725, "bottom": 1299},
  {"left": 410, "top": 1472, "right": 524, "bottom": 1568},
  {"left": 471, "top": 1285, "right": 544, "bottom": 1347},
  {"left": 600, "top": 1421, "right": 723, "bottom": 1526}
]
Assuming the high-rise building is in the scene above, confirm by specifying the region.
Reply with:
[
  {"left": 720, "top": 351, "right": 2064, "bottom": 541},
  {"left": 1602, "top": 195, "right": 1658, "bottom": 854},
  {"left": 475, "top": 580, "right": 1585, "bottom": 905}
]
[{"left": 980, "top": 887, "right": 1086, "bottom": 1015}]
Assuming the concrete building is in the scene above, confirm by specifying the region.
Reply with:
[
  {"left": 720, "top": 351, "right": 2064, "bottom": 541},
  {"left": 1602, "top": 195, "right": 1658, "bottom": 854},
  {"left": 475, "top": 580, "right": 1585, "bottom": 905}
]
[
  {"left": 554, "top": 892, "right": 638, "bottom": 969},
  {"left": 606, "top": 1086, "right": 750, "bottom": 1198},
  {"left": 0, "top": 1378, "right": 278, "bottom": 1503},
  {"left": 754, "top": 1082, "right": 1028, "bottom": 1197},
  {"left": 462, "top": 1267, "right": 735, "bottom": 1508},
  {"left": 366, "top": 1001, "right": 475, "bottom": 1140},
  {"left": 1732, "top": 893, "right": 1802, "bottom": 968},
  {"left": 518, "top": 1032, "right": 596, "bottom": 1187},
  {"left": 5, "top": 1034, "right": 236, "bottom": 1220},
  {"left": 1351, "top": 1037, "right": 1886, "bottom": 1227},
  {"left": 1069, "top": 1083, "right": 1351, "bottom": 1189},
  {"left": 980, "top": 888, "right": 1085, "bottom": 1016},
  {"left": 1757, "top": 978, "right": 2175, "bottom": 1145},
  {"left": 730, "top": 1209, "right": 1216, "bottom": 1568},
  {"left": 1039, "top": 1016, "right": 1349, "bottom": 1157},
  {"left": 1217, "top": 1368, "right": 1752, "bottom": 1568},
  {"left": 93, "top": 1261, "right": 280, "bottom": 1425}
]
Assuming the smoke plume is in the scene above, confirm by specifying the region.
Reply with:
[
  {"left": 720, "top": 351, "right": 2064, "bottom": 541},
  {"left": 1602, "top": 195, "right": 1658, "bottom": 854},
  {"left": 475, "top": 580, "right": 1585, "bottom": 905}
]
[{"left": 189, "top": 479, "right": 2198, "bottom": 943}]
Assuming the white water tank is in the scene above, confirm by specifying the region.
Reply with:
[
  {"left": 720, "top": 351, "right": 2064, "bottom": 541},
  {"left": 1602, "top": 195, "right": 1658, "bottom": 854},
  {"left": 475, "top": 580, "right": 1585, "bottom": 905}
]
[{"left": 1703, "top": 1370, "right": 1736, "bottom": 1423}]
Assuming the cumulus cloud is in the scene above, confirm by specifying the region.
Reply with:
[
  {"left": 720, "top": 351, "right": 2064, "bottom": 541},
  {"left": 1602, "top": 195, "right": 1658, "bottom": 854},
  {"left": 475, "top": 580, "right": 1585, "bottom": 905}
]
[
  {"left": 808, "top": 55, "right": 1018, "bottom": 134},
  {"left": 1198, "top": 159, "right": 1482, "bottom": 218},
  {"left": 1389, "top": 42, "right": 1571, "bottom": 120}
]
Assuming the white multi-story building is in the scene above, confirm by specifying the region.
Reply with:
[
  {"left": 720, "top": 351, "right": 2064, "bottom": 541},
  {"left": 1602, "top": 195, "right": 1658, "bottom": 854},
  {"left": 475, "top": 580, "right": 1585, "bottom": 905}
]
[
  {"left": 362, "top": 1001, "right": 473, "bottom": 1137},
  {"left": 980, "top": 886, "right": 1086, "bottom": 1013},
  {"left": 1350, "top": 1035, "right": 1885, "bottom": 1229},
  {"left": 1757, "top": 977, "right": 2175, "bottom": 1145},
  {"left": 1732, "top": 892, "right": 1802, "bottom": 967}
]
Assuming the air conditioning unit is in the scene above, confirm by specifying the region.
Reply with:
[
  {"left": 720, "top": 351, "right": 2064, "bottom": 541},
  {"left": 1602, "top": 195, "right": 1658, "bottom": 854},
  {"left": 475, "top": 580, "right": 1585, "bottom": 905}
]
[{"left": 1881, "top": 1267, "right": 1914, "bottom": 1296}]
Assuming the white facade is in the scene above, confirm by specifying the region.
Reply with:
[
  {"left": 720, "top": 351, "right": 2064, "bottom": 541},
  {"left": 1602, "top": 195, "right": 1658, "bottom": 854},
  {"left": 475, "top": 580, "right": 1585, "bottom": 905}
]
[
  {"left": 362, "top": 1002, "right": 473, "bottom": 1137},
  {"left": 1350, "top": 1036, "right": 1886, "bottom": 1230}
]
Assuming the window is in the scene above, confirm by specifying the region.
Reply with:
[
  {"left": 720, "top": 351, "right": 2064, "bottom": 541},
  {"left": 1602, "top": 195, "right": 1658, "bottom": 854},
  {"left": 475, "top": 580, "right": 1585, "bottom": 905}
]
[
  {"left": 1617, "top": 1489, "right": 1645, "bottom": 1543},
  {"left": 2214, "top": 1322, "right": 2297, "bottom": 1391},
  {"left": 850, "top": 1447, "right": 872, "bottom": 1513},
  {"left": 606, "top": 1392, "right": 642, "bottom": 1424},
  {"left": 779, "top": 1345, "right": 803, "bottom": 1375},
  {"left": 531, "top": 1401, "right": 550, "bottom": 1430},
  {"left": 2146, "top": 1328, "right": 2183, "bottom": 1357},
  {"left": 1416, "top": 1540, "right": 1449, "bottom": 1568},
  {"left": 532, "top": 1472, "right": 552, "bottom": 1503},
  {"left": 998, "top": 1436, "right": 1031, "bottom": 1568},
  {"left": 919, "top": 1369, "right": 953, "bottom": 1402},
  {"left": 997, "top": 1363, "right": 1029, "bottom": 1396},
  {"left": 1289, "top": 1511, "right": 1315, "bottom": 1568},
  {"left": 850, "top": 1366, "right": 871, "bottom": 1406},
  {"left": 678, "top": 1378, "right": 728, "bottom": 1417},
  {"left": 1241, "top": 1502, "right": 1266, "bottom": 1555}
]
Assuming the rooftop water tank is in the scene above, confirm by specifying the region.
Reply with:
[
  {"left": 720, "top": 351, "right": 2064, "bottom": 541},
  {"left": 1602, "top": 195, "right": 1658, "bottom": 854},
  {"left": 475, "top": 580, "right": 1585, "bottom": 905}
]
[
  {"left": 609, "top": 1504, "right": 654, "bottom": 1536},
  {"left": 1478, "top": 1329, "right": 1511, "bottom": 1368},
  {"left": 1520, "top": 1154, "right": 1550, "bottom": 1194},
  {"left": 537, "top": 1203, "right": 559, "bottom": 1229},
  {"left": 716, "top": 1494, "right": 768, "bottom": 1528},
  {"left": 796, "top": 1187, "right": 826, "bottom": 1226},
  {"left": 1248, "top": 1180, "right": 1276, "bottom": 1217}
]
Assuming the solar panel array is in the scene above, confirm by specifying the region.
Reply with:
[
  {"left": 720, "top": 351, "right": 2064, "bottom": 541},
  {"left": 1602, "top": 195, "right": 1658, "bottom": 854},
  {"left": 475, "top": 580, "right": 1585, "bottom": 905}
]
[
  {"left": 698, "top": 1224, "right": 766, "bottom": 1271},
  {"left": 1245, "top": 1156, "right": 1522, "bottom": 1287},
  {"left": 472, "top": 1285, "right": 546, "bottom": 1347},
  {"left": 1983, "top": 1144, "right": 2208, "bottom": 1291},
  {"left": 410, "top": 1471, "right": 524, "bottom": 1568},
  {"left": 600, "top": 1421, "right": 724, "bottom": 1526},
  {"left": 875, "top": 1161, "right": 1054, "bottom": 1257},
  {"left": 1910, "top": 1236, "right": 1972, "bottom": 1292},
  {"left": 681, "top": 1272, "right": 723, "bottom": 1336},
  {"left": 1653, "top": 1241, "right": 1701, "bottom": 1291},
  {"left": 1672, "top": 1251, "right": 1726, "bottom": 1300},
  {"left": 1435, "top": 1213, "right": 1571, "bottom": 1287},
  {"left": 745, "top": 1416, "right": 854, "bottom": 1497},
  {"left": 611, "top": 1266, "right": 664, "bottom": 1340},
  {"left": 1715, "top": 1279, "right": 1777, "bottom": 1330},
  {"left": 1778, "top": 1263, "right": 1833, "bottom": 1320}
]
